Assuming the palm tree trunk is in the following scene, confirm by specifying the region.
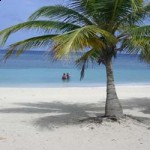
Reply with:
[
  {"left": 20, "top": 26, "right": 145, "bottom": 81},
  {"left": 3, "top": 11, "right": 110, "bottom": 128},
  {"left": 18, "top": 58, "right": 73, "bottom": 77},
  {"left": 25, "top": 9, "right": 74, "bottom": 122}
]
[{"left": 105, "top": 58, "right": 123, "bottom": 118}]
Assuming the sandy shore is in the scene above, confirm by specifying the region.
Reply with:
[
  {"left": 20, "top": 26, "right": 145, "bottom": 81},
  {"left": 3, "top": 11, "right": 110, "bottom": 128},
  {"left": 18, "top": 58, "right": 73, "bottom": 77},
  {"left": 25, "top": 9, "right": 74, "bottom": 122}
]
[{"left": 0, "top": 86, "right": 150, "bottom": 150}]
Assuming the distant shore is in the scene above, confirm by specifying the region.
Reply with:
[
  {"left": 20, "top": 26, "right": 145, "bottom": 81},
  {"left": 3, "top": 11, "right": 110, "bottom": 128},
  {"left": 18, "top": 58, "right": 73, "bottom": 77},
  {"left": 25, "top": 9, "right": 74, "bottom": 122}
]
[{"left": 0, "top": 86, "right": 150, "bottom": 150}]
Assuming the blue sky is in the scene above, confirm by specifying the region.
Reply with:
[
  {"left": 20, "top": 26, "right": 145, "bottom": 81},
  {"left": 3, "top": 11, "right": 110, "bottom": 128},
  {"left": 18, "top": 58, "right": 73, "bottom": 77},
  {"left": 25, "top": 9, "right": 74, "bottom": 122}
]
[{"left": 0, "top": 0, "right": 66, "bottom": 48}]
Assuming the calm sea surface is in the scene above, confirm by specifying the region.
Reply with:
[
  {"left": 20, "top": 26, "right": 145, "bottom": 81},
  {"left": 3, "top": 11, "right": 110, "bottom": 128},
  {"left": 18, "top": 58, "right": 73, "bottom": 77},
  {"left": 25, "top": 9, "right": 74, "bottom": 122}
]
[{"left": 0, "top": 50, "right": 150, "bottom": 87}]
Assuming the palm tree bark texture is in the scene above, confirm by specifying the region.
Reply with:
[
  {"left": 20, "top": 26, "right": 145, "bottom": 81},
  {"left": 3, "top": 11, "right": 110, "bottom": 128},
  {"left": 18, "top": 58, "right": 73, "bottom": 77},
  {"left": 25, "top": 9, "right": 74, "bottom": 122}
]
[{"left": 105, "top": 57, "right": 123, "bottom": 118}]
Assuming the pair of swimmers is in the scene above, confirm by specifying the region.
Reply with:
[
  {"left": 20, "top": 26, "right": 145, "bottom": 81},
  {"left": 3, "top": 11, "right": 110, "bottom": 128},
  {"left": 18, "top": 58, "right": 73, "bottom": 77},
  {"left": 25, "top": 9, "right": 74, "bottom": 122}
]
[{"left": 62, "top": 73, "right": 70, "bottom": 80}]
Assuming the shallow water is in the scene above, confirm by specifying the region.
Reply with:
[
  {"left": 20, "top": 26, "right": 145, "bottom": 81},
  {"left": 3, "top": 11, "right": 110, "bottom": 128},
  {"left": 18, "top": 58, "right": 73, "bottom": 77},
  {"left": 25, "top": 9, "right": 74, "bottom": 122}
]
[{"left": 0, "top": 50, "right": 149, "bottom": 87}]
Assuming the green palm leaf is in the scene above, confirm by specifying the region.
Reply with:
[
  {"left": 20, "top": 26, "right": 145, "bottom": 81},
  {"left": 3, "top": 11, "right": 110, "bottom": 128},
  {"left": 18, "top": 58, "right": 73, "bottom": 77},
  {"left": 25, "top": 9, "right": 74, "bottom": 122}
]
[
  {"left": 29, "top": 5, "right": 93, "bottom": 25},
  {"left": 4, "top": 34, "right": 57, "bottom": 59},
  {"left": 121, "top": 25, "right": 150, "bottom": 57},
  {"left": 76, "top": 48, "right": 101, "bottom": 80},
  {"left": 70, "top": 0, "right": 149, "bottom": 34},
  {"left": 140, "top": 46, "right": 150, "bottom": 63},
  {"left": 52, "top": 25, "right": 117, "bottom": 59},
  {"left": 0, "top": 21, "right": 80, "bottom": 46}
]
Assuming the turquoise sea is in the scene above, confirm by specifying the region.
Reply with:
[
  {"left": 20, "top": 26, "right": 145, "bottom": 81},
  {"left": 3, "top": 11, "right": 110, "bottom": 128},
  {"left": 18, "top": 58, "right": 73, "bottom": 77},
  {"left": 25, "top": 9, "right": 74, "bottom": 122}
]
[{"left": 0, "top": 50, "right": 150, "bottom": 87}]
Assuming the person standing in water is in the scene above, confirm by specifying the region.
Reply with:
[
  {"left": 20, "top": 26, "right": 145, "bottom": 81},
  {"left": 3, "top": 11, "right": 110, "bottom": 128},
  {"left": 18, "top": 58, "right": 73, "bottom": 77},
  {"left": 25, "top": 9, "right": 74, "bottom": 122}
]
[
  {"left": 62, "top": 73, "right": 70, "bottom": 81},
  {"left": 66, "top": 73, "right": 70, "bottom": 80},
  {"left": 62, "top": 73, "right": 67, "bottom": 80}
]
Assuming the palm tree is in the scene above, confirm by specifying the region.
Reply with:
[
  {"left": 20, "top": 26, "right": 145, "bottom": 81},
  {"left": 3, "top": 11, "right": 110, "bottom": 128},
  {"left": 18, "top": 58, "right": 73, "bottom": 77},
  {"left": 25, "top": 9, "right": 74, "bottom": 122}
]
[{"left": 0, "top": 0, "right": 149, "bottom": 118}]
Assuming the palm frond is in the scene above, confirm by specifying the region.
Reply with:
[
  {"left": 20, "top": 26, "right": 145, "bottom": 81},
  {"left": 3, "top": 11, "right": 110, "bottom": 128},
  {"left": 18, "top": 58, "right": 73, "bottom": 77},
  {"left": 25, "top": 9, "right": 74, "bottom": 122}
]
[
  {"left": 117, "top": 2, "right": 150, "bottom": 29},
  {"left": 70, "top": 0, "right": 145, "bottom": 31},
  {"left": 120, "top": 25, "right": 150, "bottom": 59},
  {"left": 4, "top": 34, "right": 57, "bottom": 59},
  {"left": 140, "top": 45, "right": 150, "bottom": 63},
  {"left": 130, "top": 0, "right": 144, "bottom": 11},
  {"left": 0, "top": 21, "right": 80, "bottom": 46},
  {"left": 109, "top": 0, "right": 146, "bottom": 31},
  {"left": 29, "top": 5, "right": 93, "bottom": 25},
  {"left": 118, "top": 25, "right": 150, "bottom": 40},
  {"left": 130, "top": 25, "right": 150, "bottom": 37},
  {"left": 76, "top": 48, "right": 99, "bottom": 80},
  {"left": 141, "top": 2, "right": 150, "bottom": 19},
  {"left": 52, "top": 25, "right": 117, "bottom": 59}
]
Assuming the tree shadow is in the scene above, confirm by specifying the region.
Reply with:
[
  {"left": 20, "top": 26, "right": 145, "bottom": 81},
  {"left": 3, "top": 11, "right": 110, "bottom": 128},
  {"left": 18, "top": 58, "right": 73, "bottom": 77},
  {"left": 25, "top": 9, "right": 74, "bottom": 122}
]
[
  {"left": 0, "top": 101, "right": 105, "bottom": 130},
  {"left": 121, "top": 97, "right": 150, "bottom": 125},
  {"left": 122, "top": 98, "right": 150, "bottom": 114},
  {"left": 0, "top": 97, "right": 150, "bottom": 130}
]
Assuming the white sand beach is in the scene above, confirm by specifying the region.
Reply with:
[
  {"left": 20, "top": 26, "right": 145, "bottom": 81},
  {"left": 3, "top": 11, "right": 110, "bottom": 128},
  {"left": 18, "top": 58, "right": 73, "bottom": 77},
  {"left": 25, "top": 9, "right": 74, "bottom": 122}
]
[{"left": 0, "top": 86, "right": 150, "bottom": 150}]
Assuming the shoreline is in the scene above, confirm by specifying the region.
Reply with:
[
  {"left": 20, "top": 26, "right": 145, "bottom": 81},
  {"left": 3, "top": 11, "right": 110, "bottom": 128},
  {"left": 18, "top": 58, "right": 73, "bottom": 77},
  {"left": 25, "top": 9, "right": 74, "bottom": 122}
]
[{"left": 0, "top": 83, "right": 150, "bottom": 88}]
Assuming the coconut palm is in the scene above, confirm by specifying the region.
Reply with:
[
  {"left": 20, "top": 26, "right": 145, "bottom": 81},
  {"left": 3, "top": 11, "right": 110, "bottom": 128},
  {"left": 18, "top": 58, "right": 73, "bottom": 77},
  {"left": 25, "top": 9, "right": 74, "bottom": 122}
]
[{"left": 0, "top": 0, "right": 150, "bottom": 118}]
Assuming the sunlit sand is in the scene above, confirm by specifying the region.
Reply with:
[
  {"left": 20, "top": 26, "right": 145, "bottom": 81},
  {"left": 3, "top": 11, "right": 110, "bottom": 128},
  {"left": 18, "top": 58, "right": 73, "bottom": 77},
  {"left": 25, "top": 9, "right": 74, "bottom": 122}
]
[{"left": 0, "top": 86, "right": 150, "bottom": 150}]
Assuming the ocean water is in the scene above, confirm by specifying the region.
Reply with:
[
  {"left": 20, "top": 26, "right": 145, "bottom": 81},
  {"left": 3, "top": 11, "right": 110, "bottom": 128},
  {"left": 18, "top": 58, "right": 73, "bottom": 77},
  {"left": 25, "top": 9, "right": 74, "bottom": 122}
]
[{"left": 0, "top": 50, "right": 150, "bottom": 87}]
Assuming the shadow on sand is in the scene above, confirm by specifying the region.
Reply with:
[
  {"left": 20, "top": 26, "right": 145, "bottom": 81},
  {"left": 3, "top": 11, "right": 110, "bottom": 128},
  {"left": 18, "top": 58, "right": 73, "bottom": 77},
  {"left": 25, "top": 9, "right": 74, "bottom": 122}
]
[
  {"left": 0, "top": 97, "right": 150, "bottom": 130},
  {"left": 122, "top": 97, "right": 150, "bottom": 125},
  {"left": 0, "top": 101, "right": 105, "bottom": 130}
]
